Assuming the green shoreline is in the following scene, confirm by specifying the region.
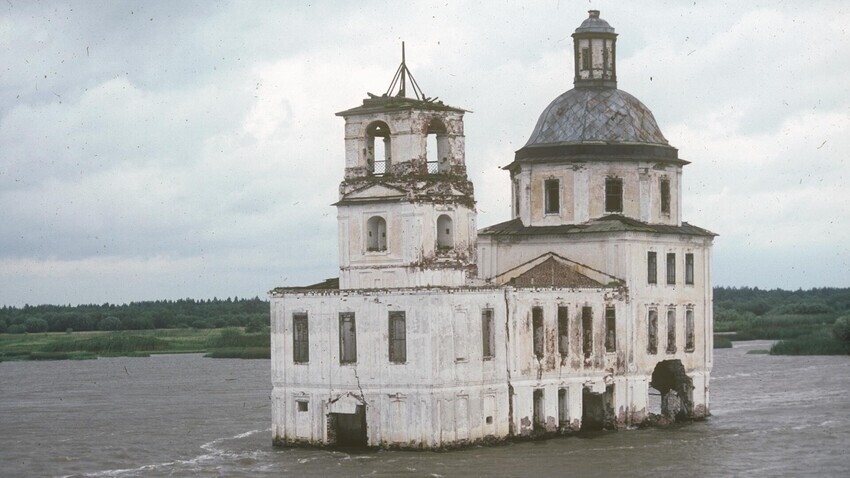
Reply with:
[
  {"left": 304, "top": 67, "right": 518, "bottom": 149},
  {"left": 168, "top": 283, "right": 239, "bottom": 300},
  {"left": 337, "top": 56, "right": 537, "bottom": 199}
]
[{"left": 0, "top": 328, "right": 270, "bottom": 362}]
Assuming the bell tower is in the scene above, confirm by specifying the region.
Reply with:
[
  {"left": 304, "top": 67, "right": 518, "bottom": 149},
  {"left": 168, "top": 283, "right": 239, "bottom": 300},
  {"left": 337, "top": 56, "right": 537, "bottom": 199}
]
[{"left": 334, "top": 45, "right": 477, "bottom": 289}]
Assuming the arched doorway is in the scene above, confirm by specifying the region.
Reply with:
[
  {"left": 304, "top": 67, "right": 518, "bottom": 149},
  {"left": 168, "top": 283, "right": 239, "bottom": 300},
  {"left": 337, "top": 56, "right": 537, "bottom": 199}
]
[
  {"left": 649, "top": 359, "right": 694, "bottom": 421},
  {"left": 327, "top": 394, "right": 368, "bottom": 448}
]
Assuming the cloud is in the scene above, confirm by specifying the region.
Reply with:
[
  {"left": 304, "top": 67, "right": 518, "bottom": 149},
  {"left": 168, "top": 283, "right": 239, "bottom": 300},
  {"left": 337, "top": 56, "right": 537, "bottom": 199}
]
[{"left": 1, "top": 1, "right": 848, "bottom": 306}]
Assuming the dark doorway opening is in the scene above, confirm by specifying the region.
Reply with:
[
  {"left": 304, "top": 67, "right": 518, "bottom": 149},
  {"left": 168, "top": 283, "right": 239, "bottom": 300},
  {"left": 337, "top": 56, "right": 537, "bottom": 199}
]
[
  {"left": 581, "top": 385, "right": 614, "bottom": 431},
  {"left": 533, "top": 389, "right": 545, "bottom": 432},
  {"left": 328, "top": 405, "right": 367, "bottom": 448},
  {"left": 650, "top": 359, "right": 694, "bottom": 421}
]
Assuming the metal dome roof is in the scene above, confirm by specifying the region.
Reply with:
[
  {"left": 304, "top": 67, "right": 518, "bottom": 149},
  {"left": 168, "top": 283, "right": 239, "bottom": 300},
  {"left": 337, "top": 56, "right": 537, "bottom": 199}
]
[
  {"left": 523, "top": 87, "right": 669, "bottom": 147},
  {"left": 575, "top": 10, "right": 615, "bottom": 34}
]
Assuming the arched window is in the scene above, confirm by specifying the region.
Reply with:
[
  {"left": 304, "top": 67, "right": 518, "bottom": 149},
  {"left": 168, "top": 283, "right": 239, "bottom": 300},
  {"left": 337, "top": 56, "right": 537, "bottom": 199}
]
[
  {"left": 425, "top": 118, "right": 449, "bottom": 174},
  {"left": 366, "top": 216, "right": 387, "bottom": 252},
  {"left": 437, "top": 214, "right": 453, "bottom": 250},
  {"left": 366, "top": 121, "right": 391, "bottom": 176}
]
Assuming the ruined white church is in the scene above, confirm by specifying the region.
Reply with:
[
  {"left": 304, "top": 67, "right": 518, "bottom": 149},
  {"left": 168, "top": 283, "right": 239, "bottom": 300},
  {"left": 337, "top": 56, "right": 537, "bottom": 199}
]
[{"left": 271, "top": 11, "right": 715, "bottom": 448}]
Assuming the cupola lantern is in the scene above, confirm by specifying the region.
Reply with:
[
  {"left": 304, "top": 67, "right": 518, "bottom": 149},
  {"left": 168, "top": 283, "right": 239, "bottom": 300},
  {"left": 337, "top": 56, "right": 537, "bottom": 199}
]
[{"left": 572, "top": 10, "right": 618, "bottom": 88}]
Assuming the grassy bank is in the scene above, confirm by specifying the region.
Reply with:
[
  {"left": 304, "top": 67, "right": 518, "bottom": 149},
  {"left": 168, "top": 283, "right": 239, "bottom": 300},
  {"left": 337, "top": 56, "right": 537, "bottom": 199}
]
[
  {"left": 769, "top": 330, "right": 848, "bottom": 356},
  {"left": 713, "top": 287, "right": 850, "bottom": 355},
  {"left": 0, "top": 328, "right": 270, "bottom": 362},
  {"left": 718, "top": 314, "right": 849, "bottom": 355}
]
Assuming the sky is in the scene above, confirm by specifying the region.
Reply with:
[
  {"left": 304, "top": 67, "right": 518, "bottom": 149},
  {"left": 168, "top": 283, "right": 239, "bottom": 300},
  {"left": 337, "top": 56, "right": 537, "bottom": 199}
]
[{"left": 1, "top": 0, "right": 848, "bottom": 307}]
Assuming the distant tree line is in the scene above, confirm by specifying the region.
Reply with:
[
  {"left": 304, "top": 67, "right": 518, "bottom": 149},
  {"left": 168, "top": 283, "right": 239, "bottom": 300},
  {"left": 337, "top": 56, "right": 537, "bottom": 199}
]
[
  {"left": 714, "top": 286, "right": 850, "bottom": 353},
  {"left": 714, "top": 286, "right": 850, "bottom": 320},
  {"left": 2, "top": 288, "right": 849, "bottom": 348},
  {"left": 0, "top": 297, "right": 269, "bottom": 334}
]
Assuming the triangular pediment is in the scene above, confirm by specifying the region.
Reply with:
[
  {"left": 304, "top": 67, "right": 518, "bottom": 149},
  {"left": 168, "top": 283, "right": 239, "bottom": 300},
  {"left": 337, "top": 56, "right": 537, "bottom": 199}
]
[
  {"left": 419, "top": 182, "right": 466, "bottom": 197},
  {"left": 341, "top": 182, "right": 408, "bottom": 202},
  {"left": 328, "top": 392, "right": 365, "bottom": 414},
  {"left": 494, "top": 252, "right": 622, "bottom": 288}
]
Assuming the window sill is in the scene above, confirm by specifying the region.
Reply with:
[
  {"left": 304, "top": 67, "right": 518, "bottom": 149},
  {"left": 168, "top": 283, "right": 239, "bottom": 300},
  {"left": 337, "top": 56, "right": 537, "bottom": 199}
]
[{"left": 364, "top": 250, "right": 389, "bottom": 256}]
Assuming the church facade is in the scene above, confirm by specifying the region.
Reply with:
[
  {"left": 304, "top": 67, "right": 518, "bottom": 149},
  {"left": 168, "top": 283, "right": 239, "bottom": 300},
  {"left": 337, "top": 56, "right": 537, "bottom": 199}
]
[{"left": 271, "top": 11, "right": 715, "bottom": 449}]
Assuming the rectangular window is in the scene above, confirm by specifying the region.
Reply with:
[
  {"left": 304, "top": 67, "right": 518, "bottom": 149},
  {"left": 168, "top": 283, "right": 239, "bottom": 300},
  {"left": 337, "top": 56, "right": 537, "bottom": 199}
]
[
  {"left": 482, "top": 309, "right": 495, "bottom": 360},
  {"left": 557, "top": 306, "right": 569, "bottom": 356},
  {"left": 297, "top": 401, "right": 309, "bottom": 412},
  {"left": 388, "top": 311, "right": 406, "bottom": 363},
  {"left": 581, "top": 47, "right": 591, "bottom": 70},
  {"left": 602, "top": 44, "right": 609, "bottom": 71},
  {"left": 647, "top": 251, "right": 657, "bottom": 284},
  {"left": 660, "top": 178, "right": 671, "bottom": 214},
  {"left": 293, "top": 313, "right": 309, "bottom": 364},
  {"left": 605, "top": 307, "right": 616, "bottom": 352},
  {"left": 339, "top": 312, "right": 357, "bottom": 364},
  {"left": 532, "top": 307, "right": 544, "bottom": 359},
  {"left": 605, "top": 177, "right": 623, "bottom": 213},
  {"left": 513, "top": 180, "right": 520, "bottom": 217},
  {"left": 581, "top": 306, "right": 593, "bottom": 359},
  {"left": 544, "top": 179, "right": 560, "bottom": 214},
  {"left": 666, "top": 252, "right": 676, "bottom": 285},
  {"left": 533, "top": 389, "right": 545, "bottom": 429},
  {"left": 685, "top": 309, "right": 695, "bottom": 352},
  {"left": 685, "top": 253, "right": 694, "bottom": 285},
  {"left": 647, "top": 308, "right": 658, "bottom": 355},
  {"left": 558, "top": 388, "right": 569, "bottom": 428},
  {"left": 666, "top": 308, "right": 677, "bottom": 354}
]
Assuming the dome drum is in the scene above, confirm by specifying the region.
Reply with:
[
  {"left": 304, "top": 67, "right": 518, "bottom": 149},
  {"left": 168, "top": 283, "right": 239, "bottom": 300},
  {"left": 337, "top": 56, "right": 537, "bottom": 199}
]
[{"left": 513, "top": 143, "right": 684, "bottom": 166}]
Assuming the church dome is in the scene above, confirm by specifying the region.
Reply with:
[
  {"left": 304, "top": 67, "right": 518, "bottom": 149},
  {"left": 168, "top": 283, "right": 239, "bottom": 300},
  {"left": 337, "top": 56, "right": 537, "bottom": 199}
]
[
  {"left": 511, "top": 10, "right": 680, "bottom": 164},
  {"left": 575, "top": 10, "right": 615, "bottom": 33},
  {"left": 523, "top": 87, "right": 669, "bottom": 147}
]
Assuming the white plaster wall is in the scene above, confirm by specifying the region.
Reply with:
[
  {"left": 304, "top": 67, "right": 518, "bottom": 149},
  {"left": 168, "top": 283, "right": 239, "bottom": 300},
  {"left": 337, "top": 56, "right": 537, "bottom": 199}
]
[
  {"left": 477, "top": 231, "right": 713, "bottom": 421},
  {"left": 479, "top": 233, "right": 711, "bottom": 364},
  {"left": 512, "top": 161, "right": 682, "bottom": 227},
  {"left": 338, "top": 202, "right": 476, "bottom": 289},
  {"left": 271, "top": 287, "right": 511, "bottom": 448},
  {"left": 505, "top": 287, "right": 628, "bottom": 433}
]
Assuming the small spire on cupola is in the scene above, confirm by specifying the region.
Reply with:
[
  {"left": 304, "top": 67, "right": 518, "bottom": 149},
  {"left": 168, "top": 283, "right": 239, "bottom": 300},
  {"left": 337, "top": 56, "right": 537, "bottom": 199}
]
[{"left": 572, "top": 10, "right": 618, "bottom": 89}]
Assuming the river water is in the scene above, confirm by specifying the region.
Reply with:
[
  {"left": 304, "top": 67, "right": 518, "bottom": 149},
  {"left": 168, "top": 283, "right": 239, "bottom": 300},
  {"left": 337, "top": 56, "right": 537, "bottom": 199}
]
[{"left": 0, "top": 341, "right": 847, "bottom": 477}]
